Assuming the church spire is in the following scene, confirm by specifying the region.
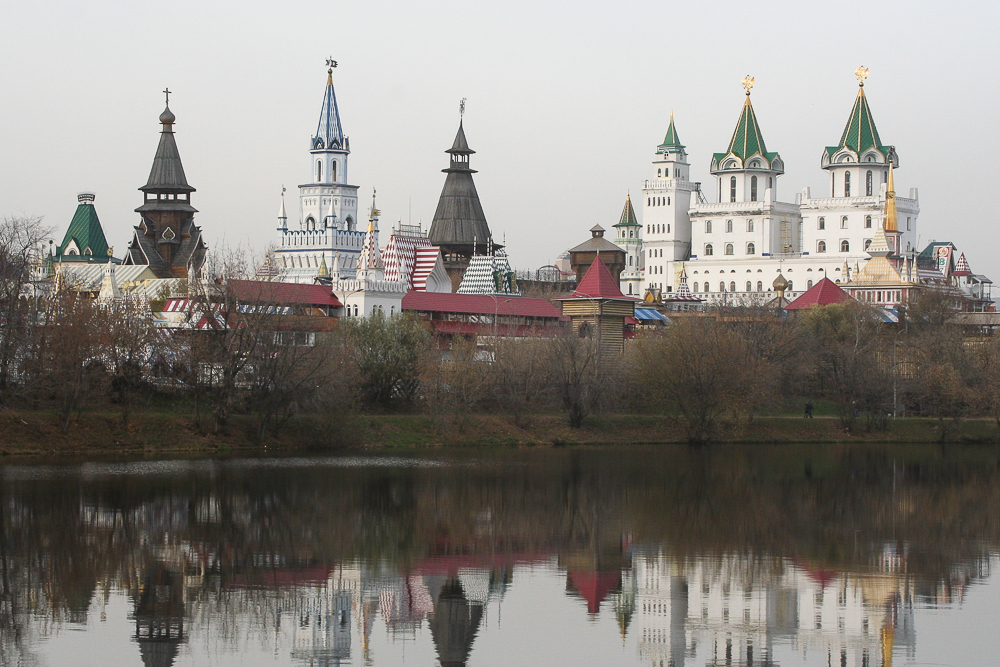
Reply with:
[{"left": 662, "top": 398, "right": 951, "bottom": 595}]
[
  {"left": 712, "top": 76, "right": 782, "bottom": 173},
  {"left": 884, "top": 162, "right": 898, "bottom": 232},
  {"left": 141, "top": 91, "right": 194, "bottom": 193},
  {"left": 613, "top": 194, "right": 639, "bottom": 228},
  {"left": 657, "top": 110, "right": 684, "bottom": 152},
  {"left": 313, "top": 58, "right": 345, "bottom": 151},
  {"left": 825, "top": 67, "right": 895, "bottom": 163}
]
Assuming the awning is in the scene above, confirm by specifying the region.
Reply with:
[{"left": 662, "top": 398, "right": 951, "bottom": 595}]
[{"left": 634, "top": 307, "right": 668, "bottom": 322}]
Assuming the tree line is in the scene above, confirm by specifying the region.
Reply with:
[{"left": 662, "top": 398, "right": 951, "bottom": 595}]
[{"left": 3, "top": 216, "right": 1000, "bottom": 444}]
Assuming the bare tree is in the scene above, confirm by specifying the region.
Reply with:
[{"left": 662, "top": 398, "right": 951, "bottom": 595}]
[
  {"left": 629, "top": 317, "right": 769, "bottom": 443},
  {"left": 488, "top": 337, "right": 554, "bottom": 428},
  {"left": 801, "top": 301, "right": 893, "bottom": 430},
  {"left": 100, "top": 297, "right": 159, "bottom": 427},
  {"left": 545, "top": 334, "right": 621, "bottom": 428},
  {"left": 344, "top": 312, "right": 430, "bottom": 409},
  {"left": 0, "top": 216, "right": 50, "bottom": 406}
]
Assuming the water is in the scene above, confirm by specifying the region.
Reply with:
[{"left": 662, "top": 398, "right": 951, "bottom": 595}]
[{"left": 0, "top": 444, "right": 997, "bottom": 666}]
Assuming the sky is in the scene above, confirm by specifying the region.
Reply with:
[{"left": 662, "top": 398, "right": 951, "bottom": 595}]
[{"left": 1, "top": 0, "right": 997, "bottom": 278}]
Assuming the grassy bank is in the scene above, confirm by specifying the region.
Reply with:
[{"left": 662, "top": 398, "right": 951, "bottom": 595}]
[{"left": 1, "top": 409, "right": 999, "bottom": 458}]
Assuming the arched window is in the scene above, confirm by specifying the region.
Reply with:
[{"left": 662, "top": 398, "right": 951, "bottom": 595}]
[
  {"left": 730, "top": 176, "right": 737, "bottom": 202},
  {"left": 884, "top": 170, "right": 888, "bottom": 183},
  {"left": 818, "top": 217, "right": 825, "bottom": 230},
  {"left": 704, "top": 243, "right": 714, "bottom": 256},
  {"left": 729, "top": 281, "right": 736, "bottom": 292},
  {"left": 769, "top": 177, "right": 773, "bottom": 190},
  {"left": 667, "top": 224, "right": 671, "bottom": 233},
  {"left": 725, "top": 243, "right": 734, "bottom": 255},
  {"left": 841, "top": 240, "right": 850, "bottom": 252},
  {"left": 866, "top": 170, "right": 873, "bottom": 196},
  {"left": 865, "top": 215, "right": 872, "bottom": 228},
  {"left": 667, "top": 197, "right": 671, "bottom": 205},
  {"left": 807, "top": 280, "right": 813, "bottom": 289},
  {"left": 704, "top": 282, "right": 711, "bottom": 292},
  {"left": 657, "top": 168, "right": 662, "bottom": 177},
  {"left": 747, "top": 219, "right": 754, "bottom": 232},
  {"left": 316, "top": 160, "right": 323, "bottom": 182},
  {"left": 751, "top": 175, "right": 758, "bottom": 201},
  {"left": 692, "top": 282, "right": 699, "bottom": 293},
  {"left": 725, "top": 220, "right": 733, "bottom": 233},
  {"left": 787, "top": 281, "right": 793, "bottom": 291},
  {"left": 844, "top": 171, "right": 851, "bottom": 197},
  {"left": 720, "top": 281, "right": 726, "bottom": 292},
  {"left": 817, "top": 240, "right": 827, "bottom": 253},
  {"left": 353, "top": 304, "right": 358, "bottom": 316},
  {"left": 756, "top": 281, "right": 763, "bottom": 292},
  {"left": 841, "top": 216, "right": 848, "bottom": 229},
  {"left": 746, "top": 281, "right": 752, "bottom": 292},
  {"left": 331, "top": 161, "right": 337, "bottom": 181},
  {"left": 864, "top": 238, "right": 872, "bottom": 250},
  {"left": 746, "top": 242, "right": 756, "bottom": 255},
  {"left": 706, "top": 221, "right": 712, "bottom": 233}
]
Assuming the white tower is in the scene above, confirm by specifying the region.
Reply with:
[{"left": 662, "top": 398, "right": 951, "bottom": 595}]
[
  {"left": 274, "top": 61, "right": 365, "bottom": 283},
  {"left": 612, "top": 194, "right": 643, "bottom": 296},
  {"left": 641, "top": 112, "right": 700, "bottom": 294}
]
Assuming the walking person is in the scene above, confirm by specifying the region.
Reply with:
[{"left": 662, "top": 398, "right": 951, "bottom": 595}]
[{"left": 804, "top": 400, "right": 814, "bottom": 418}]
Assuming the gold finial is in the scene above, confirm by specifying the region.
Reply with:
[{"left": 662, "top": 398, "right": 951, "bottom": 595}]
[
  {"left": 855, "top": 65, "right": 869, "bottom": 87},
  {"left": 741, "top": 75, "right": 755, "bottom": 95}
]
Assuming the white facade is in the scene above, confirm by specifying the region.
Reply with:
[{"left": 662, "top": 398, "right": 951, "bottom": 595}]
[
  {"left": 639, "top": 79, "right": 919, "bottom": 303},
  {"left": 275, "top": 68, "right": 364, "bottom": 284}
]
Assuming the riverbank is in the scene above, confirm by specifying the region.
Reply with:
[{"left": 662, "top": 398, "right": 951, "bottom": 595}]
[{"left": 1, "top": 409, "right": 998, "bottom": 457}]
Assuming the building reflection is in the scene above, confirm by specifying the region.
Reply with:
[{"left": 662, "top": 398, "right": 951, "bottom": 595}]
[
  {"left": 627, "top": 549, "right": 921, "bottom": 667},
  {"left": 0, "top": 447, "right": 997, "bottom": 666}
]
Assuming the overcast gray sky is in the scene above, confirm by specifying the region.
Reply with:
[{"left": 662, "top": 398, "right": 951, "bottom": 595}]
[{"left": 2, "top": 0, "right": 996, "bottom": 278}]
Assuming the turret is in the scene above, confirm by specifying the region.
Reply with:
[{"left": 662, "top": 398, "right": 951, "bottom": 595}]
[
  {"left": 821, "top": 67, "right": 897, "bottom": 198},
  {"left": 710, "top": 76, "right": 783, "bottom": 203}
]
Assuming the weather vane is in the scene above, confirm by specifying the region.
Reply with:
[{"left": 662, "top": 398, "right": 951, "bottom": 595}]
[
  {"left": 163, "top": 87, "right": 171, "bottom": 105},
  {"left": 460, "top": 97, "right": 467, "bottom": 117},
  {"left": 855, "top": 65, "right": 869, "bottom": 86},
  {"left": 741, "top": 75, "right": 754, "bottom": 95},
  {"left": 326, "top": 57, "right": 338, "bottom": 70}
]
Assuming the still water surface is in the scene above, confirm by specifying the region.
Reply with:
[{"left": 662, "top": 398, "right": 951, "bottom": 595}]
[{"left": 1, "top": 445, "right": 998, "bottom": 666}]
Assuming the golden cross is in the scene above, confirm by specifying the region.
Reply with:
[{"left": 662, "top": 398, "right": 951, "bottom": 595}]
[{"left": 741, "top": 75, "right": 755, "bottom": 95}]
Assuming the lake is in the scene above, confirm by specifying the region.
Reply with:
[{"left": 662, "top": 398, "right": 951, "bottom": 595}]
[{"left": 0, "top": 444, "right": 997, "bottom": 666}]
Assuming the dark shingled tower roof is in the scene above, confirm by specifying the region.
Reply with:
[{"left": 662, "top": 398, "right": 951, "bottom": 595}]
[
  {"left": 428, "top": 120, "right": 494, "bottom": 249},
  {"left": 141, "top": 105, "right": 195, "bottom": 193}
]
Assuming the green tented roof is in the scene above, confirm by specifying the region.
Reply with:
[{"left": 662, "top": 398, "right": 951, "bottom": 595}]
[
  {"left": 826, "top": 87, "right": 892, "bottom": 158},
  {"left": 658, "top": 113, "right": 684, "bottom": 151},
  {"left": 725, "top": 96, "right": 768, "bottom": 160},
  {"left": 56, "top": 202, "right": 111, "bottom": 260},
  {"left": 613, "top": 195, "right": 639, "bottom": 227}
]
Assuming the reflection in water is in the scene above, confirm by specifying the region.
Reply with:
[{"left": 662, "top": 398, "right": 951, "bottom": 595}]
[{"left": 0, "top": 445, "right": 997, "bottom": 666}]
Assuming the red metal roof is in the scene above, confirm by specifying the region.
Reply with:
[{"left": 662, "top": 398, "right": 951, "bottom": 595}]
[
  {"left": 227, "top": 280, "right": 342, "bottom": 307},
  {"left": 555, "top": 258, "right": 638, "bottom": 301},
  {"left": 785, "top": 277, "right": 851, "bottom": 310},
  {"left": 402, "top": 290, "right": 564, "bottom": 319}
]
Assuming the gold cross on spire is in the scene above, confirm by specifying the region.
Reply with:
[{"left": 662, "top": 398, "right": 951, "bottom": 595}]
[
  {"left": 741, "top": 75, "right": 755, "bottom": 95},
  {"left": 855, "top": 65, "right": 869, "bottom": 86}
]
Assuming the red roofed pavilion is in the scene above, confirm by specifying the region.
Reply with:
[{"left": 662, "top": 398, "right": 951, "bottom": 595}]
[
  {"left": 784, "top": 277, "right": 851, "bottom": 311},
  {"left": 554, "top": 258, "right": 638, "bottom": 354}
]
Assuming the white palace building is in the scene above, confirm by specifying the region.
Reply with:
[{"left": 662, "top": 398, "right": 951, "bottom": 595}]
[{"left": 637, "top": 68, "right": 920, "bottom": 303}]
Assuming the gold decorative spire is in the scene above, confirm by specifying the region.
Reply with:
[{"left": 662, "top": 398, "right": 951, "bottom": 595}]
[
  {"left": 741, "top": 75, "right": 755, "bottom": 96},
  {"left": 884, "top": 162, "right": 897, "bottom": 232},
  {"left": 855, "top": 65, "right": 869, "bottom": 87}
]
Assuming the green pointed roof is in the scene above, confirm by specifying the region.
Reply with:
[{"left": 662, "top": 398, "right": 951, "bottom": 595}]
[
  {"left": 613, "top": 194, "right": 639, "bottom": 228},
  {"left": 55, "top": 194, "right": 113, "bottom": 262},
  {"left": 713, "top": 94, "right": 780, "bottom": 170},
  {"left": 826, "top": 85, "right": 893, "bottom": 159},
  {"left": 657, "top": 112, "right": 684, "bottom": 152}
]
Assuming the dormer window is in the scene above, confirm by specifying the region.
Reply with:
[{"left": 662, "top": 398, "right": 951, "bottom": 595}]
[
  {"left": 162, "top": 227, "right": 175, "bottom": 241},
  {"left": 84, "top": 247, "right": 92, "bottom": 256}
]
